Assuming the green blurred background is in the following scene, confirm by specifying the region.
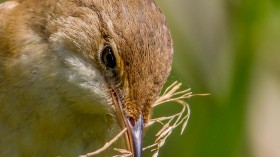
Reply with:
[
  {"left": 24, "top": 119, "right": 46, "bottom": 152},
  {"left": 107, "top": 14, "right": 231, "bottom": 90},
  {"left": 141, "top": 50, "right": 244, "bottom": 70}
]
[
  {"left": 1, "top": 0, "right": 280, "bottom": 157},
  {"left": 151, "top": 0, "right": 280, "bottom": 157}
]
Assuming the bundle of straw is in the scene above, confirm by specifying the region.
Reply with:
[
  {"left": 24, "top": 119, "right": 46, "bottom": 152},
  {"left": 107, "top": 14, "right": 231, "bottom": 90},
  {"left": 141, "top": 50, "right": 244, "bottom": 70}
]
[{"left": 80, "top": 82, "right": 206, "bottom": 157}]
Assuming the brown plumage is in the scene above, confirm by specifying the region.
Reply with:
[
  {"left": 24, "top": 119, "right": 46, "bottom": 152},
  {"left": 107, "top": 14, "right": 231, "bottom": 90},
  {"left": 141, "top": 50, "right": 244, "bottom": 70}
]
[{"left": 0, "top": 0, "right": 173, "bottom": 156}]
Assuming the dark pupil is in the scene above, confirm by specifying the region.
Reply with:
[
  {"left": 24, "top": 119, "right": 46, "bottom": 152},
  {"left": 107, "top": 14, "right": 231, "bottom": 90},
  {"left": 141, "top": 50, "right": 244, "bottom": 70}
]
[{"left": 102, "top": 46, "right": 116, "bottom": 69}]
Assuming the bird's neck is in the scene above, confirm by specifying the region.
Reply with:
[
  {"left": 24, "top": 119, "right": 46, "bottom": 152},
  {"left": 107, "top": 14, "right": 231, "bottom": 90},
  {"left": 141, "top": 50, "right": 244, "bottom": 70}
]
[{"left": 0, "top": 90, "right": 123, "bottom": 156}]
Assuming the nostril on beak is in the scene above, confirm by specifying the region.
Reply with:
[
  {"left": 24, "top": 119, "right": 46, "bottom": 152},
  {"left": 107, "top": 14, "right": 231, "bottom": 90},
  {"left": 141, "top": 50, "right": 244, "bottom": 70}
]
[{"left": 128, "top": 116, "right": 136, "bottom": 127}]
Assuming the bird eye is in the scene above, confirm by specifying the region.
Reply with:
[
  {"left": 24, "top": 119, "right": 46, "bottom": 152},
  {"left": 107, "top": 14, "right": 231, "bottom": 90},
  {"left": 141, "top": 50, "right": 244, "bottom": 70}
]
[{"left": 101, "top": 45, "right": 116, "bottom": 69}]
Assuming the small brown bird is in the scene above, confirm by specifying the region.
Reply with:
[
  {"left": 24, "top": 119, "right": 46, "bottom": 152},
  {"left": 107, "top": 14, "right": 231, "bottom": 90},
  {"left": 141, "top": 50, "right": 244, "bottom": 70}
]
[{"left": 0, "top": 0, "right": 173, "bottom": 156}]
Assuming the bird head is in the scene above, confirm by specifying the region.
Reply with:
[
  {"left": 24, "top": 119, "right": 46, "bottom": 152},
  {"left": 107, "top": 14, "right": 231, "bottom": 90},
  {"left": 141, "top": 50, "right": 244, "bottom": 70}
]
[{"left": 1, "top": 0, "right": 173, "bottom": 156}]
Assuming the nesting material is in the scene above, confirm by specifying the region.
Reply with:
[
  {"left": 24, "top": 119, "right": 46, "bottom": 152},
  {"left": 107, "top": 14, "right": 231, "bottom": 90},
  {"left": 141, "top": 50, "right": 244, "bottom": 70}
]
[{"left": 80, "top": 82, "right": 206, "bottom": 157}]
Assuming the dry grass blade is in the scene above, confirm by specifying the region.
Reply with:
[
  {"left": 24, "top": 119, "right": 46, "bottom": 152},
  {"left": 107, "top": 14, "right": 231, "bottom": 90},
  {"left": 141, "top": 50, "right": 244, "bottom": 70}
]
[
  {"left": 112, "top": 149, "right": 132, "bottom": 157},
  {"left": 79, "top": 128, "right": 127, "bottom": 157},
  {"left": 81, "top": 81, "right": 205, "bottom": 157},
  {"left": 142, "top": 82, "right": 194, "bottom": 157}
]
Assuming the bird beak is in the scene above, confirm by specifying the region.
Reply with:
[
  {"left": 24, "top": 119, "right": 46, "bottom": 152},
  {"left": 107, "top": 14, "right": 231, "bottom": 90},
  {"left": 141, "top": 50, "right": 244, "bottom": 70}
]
[
  {"left": 111, "top": 89, "right": 144, "bottom": 157},
  {"left": 126, "top": 115, "right": 144, "bottom": 157}
]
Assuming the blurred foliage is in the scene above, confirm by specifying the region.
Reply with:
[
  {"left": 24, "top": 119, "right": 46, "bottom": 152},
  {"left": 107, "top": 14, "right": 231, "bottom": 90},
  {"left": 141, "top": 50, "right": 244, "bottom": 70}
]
[
  {"left": 152, "top": 0, "right": 280, "bottom": 157},
  {"left": 1, "top": 0, "right": 279, "bottom": 157}
]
